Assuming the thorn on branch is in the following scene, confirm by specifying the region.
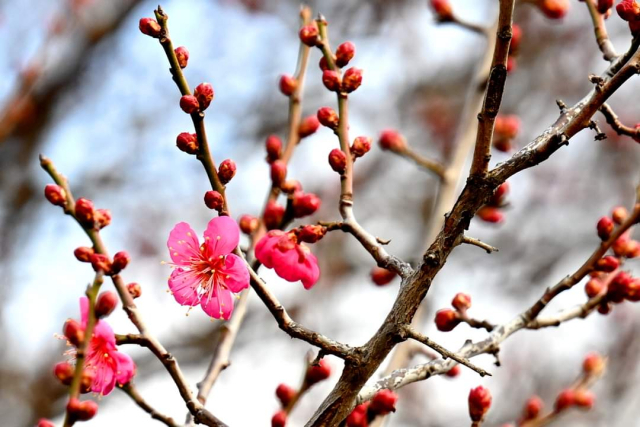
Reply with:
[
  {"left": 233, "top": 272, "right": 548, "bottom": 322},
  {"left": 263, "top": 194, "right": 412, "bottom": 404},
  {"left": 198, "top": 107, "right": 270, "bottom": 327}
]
[
  {"left": 556, "top": 99, "right": 567, "bottom": 113},
  {"left": 588, "top": 120, "right": 607, "bottom": 141}
]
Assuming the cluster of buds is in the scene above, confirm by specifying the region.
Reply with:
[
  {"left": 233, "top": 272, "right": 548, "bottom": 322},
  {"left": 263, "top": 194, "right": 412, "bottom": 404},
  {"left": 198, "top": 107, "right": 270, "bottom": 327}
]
[
  {"left": 66, "top": 397, "right": 99, "bottom": 422},
  {"left": 434, "top": 292, "right": 472, "bottom": 331},
  {"left": 468, "top": 386, "right": 492, "bottom": 423},
  {"left": 345, "top": 389, "right": 398, "bottom": 427},
  {"left": 535, "top": 0, "right": 570, "bottom": 19},
  {"left": 477, "top": 182, "right": 509, "bottom": 224},
  {"left": 617, "top": 0, "right": 640, "bottom": 33},
  {"left": 44, "top": 189, "right": 112, "bottom": 231},
  {"left": 179, "top": 82, "right": 214, "bottom": 114},
  {"left": 322, "top": 67, "right": 363, "bottom": 93},
  {"left": 507, "top": 25, "right": 522, "bottom": 74},
  {"left": 493, "top": 115, "right": 520, "bottom": 152},
  {"left": 79, "top": 250, "right": 130, "bottom": 276},
  {"left": 54, "top": 361, "right": 95, "bottom": 394}
]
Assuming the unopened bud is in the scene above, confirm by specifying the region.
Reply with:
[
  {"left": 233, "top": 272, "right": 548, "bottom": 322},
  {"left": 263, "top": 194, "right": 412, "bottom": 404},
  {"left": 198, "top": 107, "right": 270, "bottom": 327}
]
[
  {"left": 607, "top": 271, "right": 633, "bottom": 303},
  {"left": 594, "top": 255, "right": 619, "bottom": 272},
  {"left": 346, "top": 404, "right": 368, "bottom": 427},
  {"left": 127, "top": 282, "right": 142, "bottom": 299},
  {"left": 270, "top": 160, "right": 288, "bottom": 187},
  {"left": 616, "top": 0, "right": 640, "bottom": 21},
  {"left": 176, "top": 132, "right": 199, "bottom": 154},
  {"left": 218, "top": 159, "right": 237, "bottom": 184},
  {"left": 322, "top": 70, "right": 341, "bottom": 92},
  {"left": 477, "top": 206, "right": 504, "bottom": 223},
  {"left": 264, "top": 201, "right": 285, "bottom": 230},
  {"left": 612, "top": 235, "right": 630, "bottom": 257},
  {"left": 378, "top": 129, "right": 407, "bottom": 152},
  {"left": 90, "top": 253, "right": 112, "bottom": 274},
  {"left": 583, "top": 352, "right": 605, "bottom": 376},
  {"left": 75, "top": 198, "right": 95, "bottom": 228},
  {"left": 598, "top": 301, "right": 612, "bottom": 315},
  {"left": 625, "top": 240, "right": 640, "bottom": 258},
  {"left": 452, "top": 292, "right": 472, "bottom": 311},
  {"left": 538, "top": 0, "right": 570, "bottom": 19},
  {"left": 369, "top": 389, "right": 398, "bottom": 415},
  {"left": 265, "top": 135, "right": 282, "bottom": 163},
  {"left": 204, "top": 191, "right": 224, "bottom": 211},
  {"left": 598, "top": 0, "right": 614, "bottom": 14},
  {"left": 37, "top": 419, "right": 55, "bottom": 427},
  {"left": 341, "top": 67, "right": 363, "bottom": 93},
  {"left": 305, "top": 359, "right": 331, "bottom": 385},
  {"left": 44, "top": 184, "right": 66, "bottom": 206},
  {"left": 430, "top": 0, "right": 454, "bottom": 21},
  {"left": 335, "top": 42, "right": 356, "bottom": 67},
  {"left": 275, "top": 384, "right": 296, "bottom": 407},
  {"left": 174, "top": 46, "right": 189, "bottom": 68},
  {"left": 63, "top": 319, "right": 84, "bottom": 347},
  {"left": 351, "top": 136, "right": 372, "bottom": 158},
  {"left": 194, "top": 83, "right": 214, "bottom": 111},
  {"left": 95, "top": 291, "right": 118, "bottom": 318},
  {"left": 468, "top": 386, "right": 492, "bottom": 422},
  {"left": 554, "top": 389, "right": 575, "bottom": 411},
  {"left": 297, "top": 225, "right": 326, "bottom": 243},
  {"left": 584, "top": 278, "right": 605, "bottom": 298},
  {"left": 597, "top": 216, "right": 614, "bottom": 241},
  {"left": 271, "top": 411, "right": 287, "bottom": 427},
  {"left": 94, "top": 209, "right": 111, "bottom": 229},
  {"left": 612, "top": 206, "right": 628, "bottom": 224},
  {"left": 139, "top": 18, "right": 161, "bottom": 38},
  {"left": 66, "top": 398, "right": 98, "bottom": 422},
  {"left": 279, "top": 74, "right": 297, "bottom": 96},
  {"left": 318, "top": 56, "right": 329, "bottom": 71},
  {"left": 239, "top": 215, "right": 259, "bottom": 235},
  {"left": 445, "top": 365, "right": 461, "bottom": 378},
  {"left": 179, "top": 95, "right": 200, "bottom": 114},
  {"left": 74, "top": 246, "right": 94, "bottom": 263},
  {"left": 292, "top": 192, "right": 321, "bottom": 218},
  {"left": 112, "top": 251, "right": 130, "bottom": 274},
  {"left": 298, "top": 115, "right": 320, "bottom": 138},
  {"left": 328, "top": 148, "right": 347, "bottom": 174},
  {"left": 523, "top": 395, "right": 544, "bottom": 420},
  {"left": 54, "top": 362, "right": 74, "bottom": 385},
  {"left": 435, "top": 308, "right": 460, "bottom": 332},
  {"left": 299, "top": 24, "right": 318, "bottom": 46},
  {"left": 574, "top": 389, "right": 595, "bottom": 409},
  {"left": 370, "top": 267, "right": 396, "bottom": 286},
  {"left": 317, "top": 107, "right": 339, "bottom": 129}
]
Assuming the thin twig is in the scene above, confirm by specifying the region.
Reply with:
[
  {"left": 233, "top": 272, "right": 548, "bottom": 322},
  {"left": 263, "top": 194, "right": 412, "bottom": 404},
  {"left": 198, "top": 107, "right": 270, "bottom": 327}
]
[
  {"left": 599, "top": 102, "right": 639, "bottom": 139},
  {"left": 400, "top": 146, "right": 447, "bottom": 180},
  {"left": 460, "top": 235, "right": 498, "bottom": 253},
  {"left": 584, "top": 0, "right": 618, "bottom": 62},
  {"left": 121, "top": 383, "right": 179, "bottom": 427}
]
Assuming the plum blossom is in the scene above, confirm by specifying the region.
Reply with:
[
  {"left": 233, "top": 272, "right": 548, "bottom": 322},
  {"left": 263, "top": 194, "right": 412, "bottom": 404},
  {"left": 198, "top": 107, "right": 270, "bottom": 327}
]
[
  {"left": 255, "top": 230, "right": 320, "bottom": 289},
  {"left": 166, "top": 216, "right": 250, "bottom": 320}
]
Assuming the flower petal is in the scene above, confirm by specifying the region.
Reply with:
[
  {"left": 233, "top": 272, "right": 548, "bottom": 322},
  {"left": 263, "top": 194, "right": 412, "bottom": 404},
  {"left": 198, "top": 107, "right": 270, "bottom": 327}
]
[
  {"left": 272, "top": 248, "right": 304, "bottom": 283},
  {"left": 167, "top": 222, "right": 201, "bottom": 266},
  {"left": 300, "top": 252, "right": 320, "bottom": 289},
  {"left": 114, "top": 351, "right": 136, "bottom": 386},
  {"left": 168, "top": 268, "right": 200, "bottom": 306},
  {"left": 203, "top": 216, "right": 240, "bottom": 256},
  {"left": 220, "top": 254, "right": 250, "bottom": 293},
  {"left": 201, "top": 287, "right": 234, "bottom": 320},
  {"left": 93, "top": 319, "right": 116, "bottom": 346},
  {"left": 91, "top": 358, "right": 116, "bottom": 395},
  {"left": 80, "top": 297, "right": 89, "bottom": 328},
  {"left": 255, "top": 231, "right": 284, "bottom": 268}
]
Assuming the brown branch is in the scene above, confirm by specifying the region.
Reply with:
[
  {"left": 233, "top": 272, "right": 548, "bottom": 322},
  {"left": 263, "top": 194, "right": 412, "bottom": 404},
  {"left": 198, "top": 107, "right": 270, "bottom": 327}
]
[
  {"left": 460, "top": 314, "right": 496, "bottom": 332},
  {"left": 460, "top": 235, "right": 499, "bottom": 253},
  {"left": 121, "top": 383, "right": 179, "bottom": 427},
  {"left": 398, "top": 145, "right": 447, "bottom": 180},
  {"left": 584, "top": 0, "right": 618, "bottom": 62},
  {"left": 599, "top": 103, "right": 640, "bottom": 139}
]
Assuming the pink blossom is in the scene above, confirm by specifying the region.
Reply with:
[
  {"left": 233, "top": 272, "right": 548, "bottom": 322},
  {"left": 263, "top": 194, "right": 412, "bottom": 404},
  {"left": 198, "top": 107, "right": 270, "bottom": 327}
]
[
  {"left": 167, "top": 216, "right": 250, "bottom": 319},
  {"left": 255, "top": 230, "right": 320, "bottom": 289}
]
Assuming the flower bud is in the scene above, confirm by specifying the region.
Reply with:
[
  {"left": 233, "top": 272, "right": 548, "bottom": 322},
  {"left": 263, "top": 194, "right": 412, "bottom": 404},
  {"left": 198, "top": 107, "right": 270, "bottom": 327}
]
[
  {"left": 378, "top": 129, "right": 407, "bottom": 152},
  {"left": 346, "top": 404, "right": 368, "bottom": 427},
  {"left": 341, "top": 67, "right": 363, "bottom": 93},
  {"left": 54, "top": 362, "right": 74, "bottom": 385},
  {"left": 369, "top": 389, "right": 398, "bottom": 415},
  {"left": 75, "top": 198, "right": 95, "bottom": 228},
  {"left": 292, "top": 192, "right": 321, "bottom": 218},
  {"left": 204, "top": 191, "right": 224, "bottom": 211},
  {"left": 607, "top": 271, "right": 633, "bottom": 303},
  {"left": 95, "top": 291, "right": 118, "bottom": 318},
  {"left": 279, "top": 74, "right": 297, "bottom": 97},
  {"left": 554, "top": 389, "right": 575, "bottom": 411},
  {"left": 218, "top": 159, "right": 237, "bottom": 184},
  {"left": 239, "top": 215, "right": 259, "bottom": 235},
  {"left": 538, "top": 0, "right": 570, "bottom": 19},
  {"left": 583, "top": 352, "right": 605, "bottom": 376},
  {"left": 468, "top": 386, "right": 492, "bottom": 422},
  {"left": 270, "top": 160, "right": 288, "bottom": 187},
  {"left": 370, "top": 267, "right": 396, "bottom": 286},
  {"left": 351, "top": 136, "right": 372, "bottom": 158},
  {"left": 435, "top": 308, "right": 460, "bottom": 332},
  {"left": 445, "top": 365, "right": 461, "bottom": 378},
  {"left": 616, "top": 0, "right": 640, "bottom": 21},
  {"left": 430, "top": 0, "right": 454, "bottom": 21},
  {"left": 335, "top": 42, "right": 356, "bottom": 67},
  {"left": 271, "top": 411, "right": 287, "bottom": 427},
  {"left": 319, "top": 56, "right": 329, "bottom": 71},
  {"left": 127, "top": 282, "right": 142, "bottom": 299},
  {"left": 63, "top": 319, "right": 84, "bottom": 347},
  {"left": 626, "top": 278, "right": 640, "bottom": 301},
  {"left": 66, "top": 398, "right": 98, "bottom": 422},
  {"left": 510, "top": 25, "right": 522, "bottom": 55},
  {"left": 594, "top": 255, "right": 619, "bottom": 272},
  {"left": 281, "top": 180, "right": 302, "bottom": 194},
  {"left": 90, "top": 253, "right": 112, "bottom": 274},
  {"left": 37, "top": 419, "right": 55, "bottom": 427},
  {"left": 275, "top": 383, "right": 296, "bottom": 407},
  {"left": 264, "top": 201, "right": 285, "bottom": 230},
  {"left": 597, "top": 216, "right": 614, "bottom": 241},
  {"left": 574, "top": 389, "right": 595, "bottom": 409},
  {"left": 523, "top": 395, "right": 543, "bottom": 420},
  {"left": 322, "top": 70, "right": 341, "bottom": 92},
  {"left": 317, "top": 107, "right": 339, "bottom": 129},
  {"left": 328, "top": 148, "right": 347, "bottom": 174},
  {"left": 612, "top": 206, "right": 628, "bottom": 224},
  {"left": 176, "top": 132, "right": 199, "bottom": 154},
  {"left": 298, "top": 115, "right": 320, "bottom": 138},
  {"left": 612, "top": 235, "right": 630, "bottom": 257},
  {"left": 74, "top": 246, "right": 94, "bottom": 263},
  {"left": 95, "top": 209, "right": 111, "bottom": 229},
  {"left": 80, "top": 369, "right": 96, "bottom": 394},
  {"left": 305, "top": 359, "right": 331, "bottom": 385},
  {"left": 297, "top": 225, "right": 326, "bottom": 244},
  {"left": 477, "top": 206, "right": 504, "bottom": 223},
  {"left": 598, "top": 301, "right": 612, "bottom": 315},
  {"left": 625, "top": 240, "right": 640, "bottom": 258},
  {"left": 598, "top": 0, "right": 614, "bottom": 14},
  {"left": 585, "top": 278, "right": 605, "bottom": 298},
  {"left": 265, "top": 135, "right": 282, "bottom": 163},
  {"left": 490, "top": 182, "right": 510, "bottom": 206},
  {"left": 194, "top": 83, "right": 214, "bottom": 111},
  {"left": 179, "top": 95, "right": 200, "bottom": 114},
  {"left": 44, "top": 184, "right": 66, "bottom": 206},
  {"left": 495, "top": 115, "right": 520, "bottom": 139},
  {"left": 174, "top": 46, "right": 189, "bottom": 68},
  {"left": 299, "top": 24, "right": 318, "bottom": 46},
  {"left": 139, "top": 18, "right": 161, "bottom": 38},
  {"left": 452, "top": 292, "right": 472, "bottom": 312},
  {"left": 112, "top": 251, "right": 130, "bottom": 274}
]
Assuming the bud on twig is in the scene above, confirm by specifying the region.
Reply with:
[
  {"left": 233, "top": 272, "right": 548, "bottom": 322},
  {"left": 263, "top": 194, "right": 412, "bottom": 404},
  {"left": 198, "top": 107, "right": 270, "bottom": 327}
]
[
  {"left": 351, "top": 136, "right": 371, "bottom": 158},
  {"left": 270, "top": 160, "right": 287, "bottom": 187},
  {"left": 341, "top": 67, "right": 363, "bottom": 93},
  {"left": 299, "top": 24, "right": 319, "bottom": 46},
  {"left": 95, "top": 209, "right": 111, "bottom": 229},
  {"left": 239, "top": 215, "right": 259, "bottom": 235},
  {"left": 322, "top": 70, "right": 341, "bottom": 92},
  {"left": 468, "top": 386, "right": 492, "bottom": 422},
  {"left": 74, "top": 246, "right": 94, "bottom": 263},
  {"left": 305, "top": 359, "right": 331, "bottom": 385},
  {"left": 127, "top": 282, "right": 142, "bottom": 299},
  {"left": 194, "top": 83, "right": 214, "bottom": 111},
  {"left": 271, "top": 411, "right": 287, "bottom": 427},
  {"left": 293, "top": 192, "right": 321, "bottom": 218},
  {"left": 378, "top": 129, "right": 407, "bottom": 153},
  {"left": 335, "top": 42, "right": 355, "bottom": 67},
  {"left": 434, "top": 308, "right": 460, "bottom": 331},
  {"left": 264, "top": 201, "right": 285, "bottom": 230},
  {"left": 452, "top": 292, "right": 472, "bottom": 312},
  {"left": 204, "top": 191, "right": 224, "bottom": 211},
  {"left": 299, "top": 116, "right": 320, "bottom": 138},
  {"left": 554, "top": 389, "right": 575, "bottom": 411},
  {"left": 218, "top": 159, "right": 237, "bottom": 184},
  {"left": 54, "top": 362, "right": 74, "bottom": 385},
  {"left": 66, "top": 398, "right": 98, "bottom": 422},
  {"left": 139, "top": 18, "right": 162, "bottom": 38},
  {"left": 265, "top": 135, "right": 282, "bottom": 163},
  {"left": 297, "top": 225, "right": 326, "bottom": 243},
  {"left": 328, "top": 148, "right": 347, "bottom": 174},
  {"left": 275, "top": 383, "right": 296, "bottom": 407},
  {"left": 176, "top": 132, "right": 199, "bottom": 154},
  {"left": 523, "top": 395, "right": 543, "bottom": 420},
  {"left": 179, "top": 95, "right": 200, "bottom": 114},
  {"left": 90, "top": 254, "right": 112, "bottom": 274},
  {"left": 596, "top": 216, "right": 614, "bottom": 241},
  {"left": 44, "top": 184, "right": 66, "bottom": 206},
  {"left": 369, "top": 389, "right": 398, "bottom": 415},
  {"left": 174, "top": 46, "right": 189, "bottom": 69},
  {"left": 317, "top": 107, "right": 339, "bottom": 129},
  {"left": 95, "top": 291, "right": 118, "bottom": 318},
  {"left": 583, "top": 352, "right": 605, "bottom": 376},
  {"left": 279, "top": 74, "right": 297, "bottom": 97},
  {"left": 112, "top": 251, "right": 130, "bottom": 274},
  {"left": 370, "top": 267, "right": 396, "bottom": 286},
  {"left": 63, "top": 319, "right": 84, "bottom": 347},
  {"left": 75, "top": 198, "right": 95, "bottom": 228}
]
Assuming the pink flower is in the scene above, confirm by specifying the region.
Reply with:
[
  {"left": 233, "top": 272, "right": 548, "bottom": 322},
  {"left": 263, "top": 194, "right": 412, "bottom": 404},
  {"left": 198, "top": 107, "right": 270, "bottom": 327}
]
[
  {"left": 255, "top": 230, "right": 320, "bottom": 289},
  {"left": 167, "top": 216, "right": 250, "bottom": 320}
]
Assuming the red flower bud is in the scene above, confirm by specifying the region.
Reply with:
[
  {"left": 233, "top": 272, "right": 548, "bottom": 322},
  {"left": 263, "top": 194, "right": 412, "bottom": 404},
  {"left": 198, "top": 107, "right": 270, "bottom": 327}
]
[
  {"left": 271, "top": 410, "right": 287, "bottom": 427},
  {"left": 264, "top": 201, "right": 285, "bottom": 230},
  {"left": 616, "top": 0, "right": 640, "bottom": 21},
  {"left": 328, "top": 148, "right": 347, "bottom": 174},
  {"left": 607, "top": 271, "right": 633, "bottom": 303},
  {"left": 194, "top": 83, "right": 214, "bottom": 111},
  {"left": 297, "top": 225, "right": 326, "bottom": 244},
  {"left": 612, "top": 206, "right": 628, "bottom": 224},
  {"left": 598, "top": 301, "right": 612, "bottom": 315},
  {"left": 322, "top": 70, "right": 341, "bottom": 92},
  {"left": 292, "top": 192, "right": 321, "bottom": 218},
  {"left": 435, "top": 308, "right": 460, "bottom": 332},
  {"left": 54, "top": 362, "right": 74, "bottom": 385},
  {"left": 299, "top": 24, "right": 318, "bottom": 46},
  {"left": 370, "top": 267, "right": 396, "bottom": 286},
  {"left": 66, "top": 398, "right": 98, "bottom": 422},
  {"left": 176, "top": 132, "right": 199, "bottom": 154},
  {"left": 112, "top": 251, "right": 130, "bottom": 274},
  {"left": 270, "top": 160, "right": 288, "bottom": 187},
  {"left": 139, "top": 18, "right": 161, "bottom": 38},
  {"left": 598, "top": 0, "right": 614, "bottom": 14},
  {"left": 378, "top": 129, "right": 407, "bottom": 152},
  {"left": 75, "top": 198, "right": 95, "bottom": 228},
  {"left": 523, "top": 395, "right": 544, "bottom": 420},
  {"left": 626, "top": 278, "right": 640, "bottom": 301},
  {"left": 538, "top": 0, "right": 570, "bottom": 19},
  {"left": 265, "top": 135, "right": 282, "bottom": 163},
  {"left": 275, "top": 383, "right": 296, "bottom": 407},
  {"left": 305, "top": 359, "right": 331, "bottom": 385},
  {"left": 554, "top": 389, "right": 575, "bottom": 411},
  {"left": 468, "top": 386, "right": 492, "bottom": 422},
  {"left": 335, "top": 42, "right": 356, "bottom": 67},
  {"left": 319, "top": 56, "right": 329, "bottom": 71},
  {"left": 510, "top": 25, "right": 522, "bottom": 55},
  {"left": 445, "top": 364, "right": 461, "bottom": 377},
  {"left": 574, "top": 389, "right": 595, "bottom": 409},
  {"left": 625, "top": 240, "right": 640, "bottom": 258},
  {"left": 495, "top": 115, "right": 520, "bottom": 139},
  {"left": 74, "top": 246, "right": 94, "bottom": 263},
  {"left": 490, "top": 182, "right": 510, "bottom": 206},
  {"left": 95, "top": 209, "right": 111, "bottom": 229},
  {"left": 298, "top": 115, "right": 320, "bottom": 138},
  {"left": 127, "top": 282, "right": 142, "bottom": 299},
  {"left": 218, "top": 159, "right": 237, "bottom": 184},
  {"left": 597, "top": 216, "right": 614, "bottom": 241},
  {"left": 281, "top": 180, "right": 302, "bottom": 194},
  {"left": 594, "top": 255, "right": 619, "bottom": 272},
  {"left": 585, "top": 278, "right": 605, "bottom": 298},
  {"left": 37, "top": 419, "right": 55, "bottom": 427},
  {"left": 279, "top": 74, "right": 297, "bottom": 96},
  {"left": 204, "top": 191, "right": 224, "bottom": 211},
  {"left": 63, "top": 319, "right": 84, "bottom": 347},
  {"left": 369, "top": 389, "right": 398, "bottom": 415},
  {"left": 430, "top": 0, "right": 454, "bottom": 21},
  {"left": 239, "top": 215, "right": 259, "bottom": 235},
  {"left": 452, "top": 292, "right": 472, "bottom": 311},
  {"left": 44, "top": 184, "right": 66, "bottom": 206},
  {"left": 612, "top": 235, "right": 630, "bottom": 257},
  {"left": 345, "top": 404, "right": 368, "bottom": 427},
  {"left": 477, "top": 206, "right": 504, "bottom": 223},
  {"left": 317, "top": 107, "right": 339, "bottom": 129},
  {"left": 90, "top": 253, "right": 112, "bottom": 275},
  {"left": 583, "top": 352, "right": 605, "bottom": 376},
  {"left": 174, "top": 46, "right": 189, "bottom": 68},
  {"left": 179, "top": 95, "right": 200, "bottom": 114},
  {"left": 95, "top": 291, "right": 118, "bottom": 318},
  {"left": 342, "top": 67, "right": 363, "bottom": 93},
  {"left": 351, "top": 136, "right": 372, "bottom": 158}
]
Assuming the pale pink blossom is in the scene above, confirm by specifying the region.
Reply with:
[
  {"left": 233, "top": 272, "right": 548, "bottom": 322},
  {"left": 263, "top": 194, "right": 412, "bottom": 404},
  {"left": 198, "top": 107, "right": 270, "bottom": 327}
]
[
  {"left": 167, "top": 216, "right": 250, "bottom": 319},
  {"left": 255, "top": 230, "right": 320, "bottom": 289}
]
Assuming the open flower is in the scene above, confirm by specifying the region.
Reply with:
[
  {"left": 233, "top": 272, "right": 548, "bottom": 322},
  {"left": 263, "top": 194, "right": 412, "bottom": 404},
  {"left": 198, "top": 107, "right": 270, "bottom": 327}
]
[
  {"left": 255, "top": 230, "right": 320, "bottom": 289},
  {"left": 166, "top": 216, "right": 250, "bottom": 319}
]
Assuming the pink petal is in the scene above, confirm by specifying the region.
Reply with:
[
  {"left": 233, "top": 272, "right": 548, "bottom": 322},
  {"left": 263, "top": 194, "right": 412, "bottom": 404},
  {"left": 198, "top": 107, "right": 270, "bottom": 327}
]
[
  {"left": 220, "top": 254, "right": 250, "bottom": 293},
  {"left": 91, "top": 359, "right": 116, "bottom": 395},
  {"left": 203, "top": 216, "right": 240, "bottom": 256},
  {"left": 168, "top": 268, "right": 201, "bottom": 306},
  {"left": 79, "top": 297, "right": 89, "bottom": 328},
  {"left": 92, "top": 320, "right": 116, "bottom": 346},
  {"left": 272, "top": 248, "right": 304, "bottom": 283},
  {"left": 300, "top": 253, "right": 320, "bottom": 289},
  {"left": 167, "top": 222, "right": 201, "bottom": 266},
  {"left": 201, "top": 287, "right": 234, "bottom": 320},
  {"left": 255, "top": 231, "right": 284, "bottom": 268},
  {"left": 114, "top": 351, "right": 136, "bottom": 385}
]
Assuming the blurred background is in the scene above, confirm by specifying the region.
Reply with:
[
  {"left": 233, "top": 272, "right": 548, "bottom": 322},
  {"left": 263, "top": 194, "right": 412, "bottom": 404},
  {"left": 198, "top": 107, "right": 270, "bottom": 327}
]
[{"left": 1, "top": 0, "right": 640, "bottom": 426}]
